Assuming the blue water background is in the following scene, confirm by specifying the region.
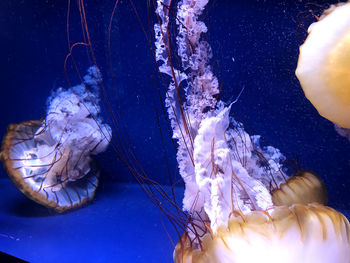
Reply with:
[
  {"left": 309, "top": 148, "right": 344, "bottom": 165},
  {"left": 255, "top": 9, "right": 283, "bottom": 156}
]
[{"left": 0, "top": 0, "right": 349, "bottom": 262}]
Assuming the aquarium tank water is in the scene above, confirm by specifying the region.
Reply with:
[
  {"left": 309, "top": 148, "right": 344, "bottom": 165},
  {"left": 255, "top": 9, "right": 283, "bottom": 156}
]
[{"left": 0, "top": 0, "right": 349, "bottom": 262}]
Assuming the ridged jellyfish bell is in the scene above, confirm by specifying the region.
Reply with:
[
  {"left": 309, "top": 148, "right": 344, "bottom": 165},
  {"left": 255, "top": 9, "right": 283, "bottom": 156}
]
[
  {"left": 153, "top": 0, "right": 350, "bottom": 262},
  {"left": 272, "top": 170, "right": 328, "bottom": 206},
  {"left": 296, "top": 2, "right": 350, "bottom": 129},
  {"left": 0, "top": 67, "right": 111, "bottom": 212}
]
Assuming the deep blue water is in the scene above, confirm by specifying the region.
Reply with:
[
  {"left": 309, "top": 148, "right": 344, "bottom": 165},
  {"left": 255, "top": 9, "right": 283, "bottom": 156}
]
[{"left": 0, "top": 0, "right": 349, "bottom": 262}]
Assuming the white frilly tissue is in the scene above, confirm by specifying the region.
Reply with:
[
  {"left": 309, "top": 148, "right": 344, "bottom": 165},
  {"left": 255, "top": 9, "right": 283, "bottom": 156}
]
[
  {"left": 35, "top": 66, "right": 112, "bottom": 183},
  {"left": 155, "top": 0, "right": 287, "bottom": 234}
]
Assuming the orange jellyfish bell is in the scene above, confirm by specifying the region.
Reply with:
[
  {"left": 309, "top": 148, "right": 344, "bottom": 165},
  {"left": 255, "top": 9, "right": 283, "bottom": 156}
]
[
  {"left": 272, "top": 170, "right": 328, "bottom": 206},
  {"left": 296, "top": 2, "right": 350, "bottom": 128}
]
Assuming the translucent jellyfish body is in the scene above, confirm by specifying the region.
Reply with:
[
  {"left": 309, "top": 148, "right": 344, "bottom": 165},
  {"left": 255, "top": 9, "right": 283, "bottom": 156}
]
[
  {"left": 296, "top": 2, "right": 350, "bottom": 129},
  {"left": 154, "top": 0, "right": 350, "bottom": 262},
  {"left": 0, "top": 67, "right": 111, "bottom": 212}
]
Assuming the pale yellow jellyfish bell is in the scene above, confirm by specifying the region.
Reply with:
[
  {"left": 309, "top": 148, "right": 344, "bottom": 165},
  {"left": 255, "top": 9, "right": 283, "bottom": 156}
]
[
  {"left": 296, "top": 2, "right": 350, "bottom": 128},
  {"left": 174, "top": 204, "right": 350, "bottom": 263},
  {"left": 174, "top": 171, "right": 350, "bottom": 263}
]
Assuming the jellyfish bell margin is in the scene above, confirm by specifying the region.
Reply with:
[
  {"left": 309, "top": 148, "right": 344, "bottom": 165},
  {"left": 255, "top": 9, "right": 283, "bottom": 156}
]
[
  {"left": 271, "top": 170, "right": 328, "bottom": 207},
  {"left": 153, "top": 0, "right": 350, "bottom": 262},
  {"left": 0, "top": 67, "right": 111, "bottom": 213},
  {"left": 0, "top": 120, "right": 100, "bottom": 213}
]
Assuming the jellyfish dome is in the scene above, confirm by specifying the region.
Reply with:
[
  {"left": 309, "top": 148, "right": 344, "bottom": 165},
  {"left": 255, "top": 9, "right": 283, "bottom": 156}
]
[
  {"left": 0, "top": 66, "right": 111, "bottom": 212},
  {"left": 296, "top": 2, "right": 350, "bottom": 129}
]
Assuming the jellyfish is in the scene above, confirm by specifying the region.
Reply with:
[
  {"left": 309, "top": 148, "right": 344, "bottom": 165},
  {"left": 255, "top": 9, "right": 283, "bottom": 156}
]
[
  {"left": 296, "top": 2, "right": 350, "bottom": 130},
  {"left": 153, "top": 0, "right": 350, "bottom": 262},
  {"left": 0, "top": 66, "right": 112, "bottom": 212}
]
